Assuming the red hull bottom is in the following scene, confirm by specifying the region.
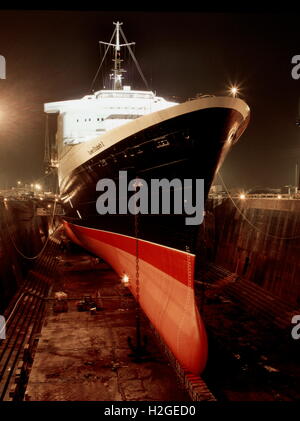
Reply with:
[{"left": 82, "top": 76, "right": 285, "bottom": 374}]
[{"left": 64, "top": 221, "right": 208, "bottom": 374}]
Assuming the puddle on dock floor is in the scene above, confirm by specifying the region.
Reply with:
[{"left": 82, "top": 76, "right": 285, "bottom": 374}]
[{"left": 25, "top": 245, "right": 190, "bottom": 401}]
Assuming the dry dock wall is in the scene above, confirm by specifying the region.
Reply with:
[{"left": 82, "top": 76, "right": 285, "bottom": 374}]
[
  {"left": 0, "top": 198, "right": 55, "bottom": 312},
  {"left": 204, "top": 198, "right": 300, "bottom": 307}
]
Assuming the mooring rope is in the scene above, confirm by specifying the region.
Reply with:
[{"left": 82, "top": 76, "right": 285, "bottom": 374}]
[{"left": 4, "top": 196, "right": 59, "bottom": 260}]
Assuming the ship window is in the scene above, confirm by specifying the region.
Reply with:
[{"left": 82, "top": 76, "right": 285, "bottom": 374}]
[
  {"left": 89, "top": 118, "right": 91, "bottom": 121},
  {"left": 97, "top": 118, "right": 99, "bottom": 121},
  {"left": 76, "top": 119, "right": 79, "bottom": 122}
]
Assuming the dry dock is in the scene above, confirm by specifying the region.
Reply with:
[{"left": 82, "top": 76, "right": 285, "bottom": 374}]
[
  {"left": 24, "top": 243, "right": 190, "bottom": 401},
  {"left": 2, "top": 196, "right": 300, "bottom": 401}
]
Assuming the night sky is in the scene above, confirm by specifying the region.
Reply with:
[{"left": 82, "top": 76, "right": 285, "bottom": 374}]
[{"left": 0, "top": 10, "right": 299, "bottom": 190}]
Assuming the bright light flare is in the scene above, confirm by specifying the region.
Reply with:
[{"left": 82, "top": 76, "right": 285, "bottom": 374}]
[
  {"left": 121, "top": 274, "right": 130, "bottom": 286},
  {"left": 239, "top": 193, "right": 246, "bottom": 200},
  {"left": 229, "top": 86, "right": 239, "bottom": 97}
]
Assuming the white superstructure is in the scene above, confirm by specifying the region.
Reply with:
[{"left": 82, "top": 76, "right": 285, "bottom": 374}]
[
  {"left": 44, "top": 87, "right": 177, "bottom": 145},
  {"left": 44, "top": 21, "right": 177, "bottom": 147},
  {"left": 43, "top": 21, "right": 250, "bottom": 191}
]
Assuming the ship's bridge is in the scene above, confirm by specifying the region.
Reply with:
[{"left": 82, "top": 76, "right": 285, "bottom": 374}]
[{"left": 44, "top": 86, "right": 177, "bottom": 146}]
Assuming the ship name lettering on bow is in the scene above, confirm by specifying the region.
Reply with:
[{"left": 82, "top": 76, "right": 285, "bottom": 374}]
[{"left": 88, "top": 141, "right": 105, "bottom": 155}]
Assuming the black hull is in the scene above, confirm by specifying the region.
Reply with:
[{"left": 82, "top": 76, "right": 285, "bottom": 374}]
[{"left": 61, "top": 107, "right": 247, "bottom": 254}]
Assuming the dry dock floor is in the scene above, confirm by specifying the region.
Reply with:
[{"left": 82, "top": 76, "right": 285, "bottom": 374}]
[{"left": 25, "top": 245, "right": 189, "bottom": 401}]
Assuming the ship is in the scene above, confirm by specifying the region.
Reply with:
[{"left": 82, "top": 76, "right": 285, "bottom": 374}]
[{"left": 44, "top": 21, "right": 250, "bottom": 374}]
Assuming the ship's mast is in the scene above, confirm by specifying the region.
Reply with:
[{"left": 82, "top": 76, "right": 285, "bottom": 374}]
[
  {"left": 91, "top": 21, "right": 150, "bottom": 92},
  {"left": 100, "top": 21, "right": 135, "bottom": 90}
]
